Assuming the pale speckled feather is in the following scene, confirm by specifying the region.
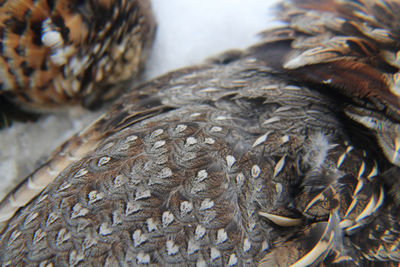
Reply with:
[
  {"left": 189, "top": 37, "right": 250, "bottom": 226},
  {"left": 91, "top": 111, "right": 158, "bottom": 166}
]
[
  {"left": 0, "top": 49, "right": 397, "bottom": 265},
  {"left": 1, "top": 0, "right": 400, "bottom": 266}
]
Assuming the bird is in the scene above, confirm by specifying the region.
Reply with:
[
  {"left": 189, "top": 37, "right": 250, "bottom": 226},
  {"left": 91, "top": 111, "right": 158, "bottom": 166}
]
[
  {"left": 0, "top": 0, "right": 400, "bottom": 266},
  {"left": 0, "top": 0, "right": 156, "bottom": 112},
  {"left": 258, "top": 0, "right": 400, "bottom": 168}
]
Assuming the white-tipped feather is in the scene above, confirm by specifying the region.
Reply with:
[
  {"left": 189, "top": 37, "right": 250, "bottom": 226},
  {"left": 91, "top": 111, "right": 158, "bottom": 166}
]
[{"left": 259, "top": 212, "right": 302, "bottom": 227}]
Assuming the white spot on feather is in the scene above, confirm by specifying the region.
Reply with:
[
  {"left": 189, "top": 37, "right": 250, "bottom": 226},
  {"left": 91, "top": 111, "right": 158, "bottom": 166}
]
[
  {"left": 24, "top": 212, "right": 38, "bottom": 226},
  {"left": 71, "top": 203, "right": 89, "bottom": 219},
  {"left": 281, "top": 135, "right": 290, "bottom": 144},
  {"left": 69, "top": 250, "right": 84, "bottom": 266},
  {"left": 146, "top": 218, "right": 158, "bottom": 232},
  {"left": 228, "top": 253, "right": 238, "bottom": 266},
  {"left": 190, "top": 112, "right": 201, "bottom": 117},
  {"left": 133, "top": 229, "right": 147, "bottom": 247},
  {"left": 151, "top": 129, "right": 164, "bottom": 139},
  {"left": 273, "top": 156, "right": 286, "bottom": 178},
  {"left": 243, "top": 238, "right": 251, "bottom": 252},
  {"left": 199, "top": 198, "right": 214, "bottom": 211},
  {"left": 344, "top": 196, "right": 359, "bottom": 218},
  {"left": 42, "top": 30, "right": 63, "bottom": 48},
  {"left": 113, "top": 175, "right": 128, "bottom": 187},
  {"left": 196, "top": 170, "right": 208, "bottom": 181},
  {"left": 166, "top": 240, "right": 179, "bottom": 255},
  {"left": 216, "top": 228, "right": 228, "bottom": 244},
  {"left": 210, "top": 126, "right": 222, "bottom": 133},
  {"left": 204, "top": 138, "right": 215, "bottom": 144},
  {"left": 56, "top": 228, "right": 71, "bottom": 246},
  {"left": 199, "top": 87, "right": 220, "bottom": 93},
  {"left": 356, "top": 187, "right": 384, "bottom": 222},
  {"left": 162, "top": 211, "right": 174, "bottom": 228},
  {"left": 99, "top": 223, "right": 112, "bottom": 235},
  {"left": 337, "top": 152, "right": 346, "bottom": 168},
  {"left": 226, "top": 155, "right": 236, "bottom": 168},
  {"left": 252, "top": 132, "right": 270, "bottom": 147},
  {"left": 251, "top": 165, "right": 261, "bottom": 178},
  {"left": 88, "top": 191, "right": 104, "bottom": 204},
  {"left": 112, "top": 211, "right": 122, "bottom": 226},
  {"left": 8, "top": 230, "right": 21, "bottom": 245},
  {"left": 263, "top": 117, "right": 280, "bottom": 125},
  {"left": 357, "top": 161, "right": 366, "bottom": 179},
  {"left": 32, "top": 229, "right": 45, "bottom": 244},
  {"left": 125, "top": 135, "right": 138, "bottom": 142},
  {"left": 125, "top": 202, "right": 142, "bottom": 215},
  {"left": 367, "top": 162, "right": 378, "bottom": 178},
  {"left": 135, "top": 189, "right": 151, "bottom": 200},
  {"left": 175, "top": 124, "right": 187, "bottom": 133},
  {"left": 180, "top": 201, "right": 193, "bottom": 214},
  {"left": 187, "top": 240, "right": 200, "bottom": 255},
  {"left": 50, "top": 50, "right": 67, "bottom": 66},
  {"left": 74, "top": 169, "right": 88, "bottom": 178},
  {"left": 185, "top": 137, "right": 198, "bottom": 146},
  {"left": 136, "top": 252, "right": 150, "bottom": 264},
  {"left": 236, "top": 172, "right": 245, "bottom": 186},
  {"left": 216, "top": 115, "right": 227, "bottom": 120},
  {"left": 46, "top": 212, "right": 58, "bottom": 227},
  {"left": 158, "top": 167, "right": 172, "bottom": 179},
  {"left": 97, "top": 156, "right": 110, "bottom": 167},
  {"left": 195, "top": 225, "right": 206, "bottom": 240},
  {"left": 153, "top": 140, "right": 166, "bottom": 149},
  {"left": 211, "top": 247, "right": 221, "bottom": 261},
  {"left": 323, "top": 78, "right": 332, "bottom": 84}
]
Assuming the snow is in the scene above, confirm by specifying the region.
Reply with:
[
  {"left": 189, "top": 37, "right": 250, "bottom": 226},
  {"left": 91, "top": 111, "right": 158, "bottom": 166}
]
[
  {"left": 146, "top": 0, "right": 281, "bottom": 78},
  {"left": 0, "top": 0, "right": 281, "bottom": 200}
]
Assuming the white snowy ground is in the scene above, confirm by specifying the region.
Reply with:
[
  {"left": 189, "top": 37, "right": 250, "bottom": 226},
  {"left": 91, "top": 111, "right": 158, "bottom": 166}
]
[{"left": 0, "top": 0, "right": 281, "bottom": 200}]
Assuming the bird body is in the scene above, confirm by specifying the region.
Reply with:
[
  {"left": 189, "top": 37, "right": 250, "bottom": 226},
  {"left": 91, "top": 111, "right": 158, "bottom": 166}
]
[
  {"left": 1, "top": 0, "right": 400, "bottom": 266},
  {"left": 0, "top": 0, "right": 155, "bottom": 110},
  {"left": 261, "top": 0, "right": 400, "bottom": 167},
  {"left": 0, "top": 48, "right": 397, "bottom": 266}
]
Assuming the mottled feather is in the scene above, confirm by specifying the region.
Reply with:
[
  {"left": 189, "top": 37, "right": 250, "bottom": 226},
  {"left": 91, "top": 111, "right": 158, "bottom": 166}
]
[
  {"left": 0, "top": 0, "right": 156, "bottom": 111},
  {"left": 1, "top": 0, "right": 400, "bottom": 266}
]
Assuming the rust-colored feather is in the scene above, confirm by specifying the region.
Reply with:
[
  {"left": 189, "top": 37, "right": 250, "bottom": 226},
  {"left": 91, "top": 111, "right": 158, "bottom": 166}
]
[{"left": 0, "top": 0, "right": 156, "bottom": 111}]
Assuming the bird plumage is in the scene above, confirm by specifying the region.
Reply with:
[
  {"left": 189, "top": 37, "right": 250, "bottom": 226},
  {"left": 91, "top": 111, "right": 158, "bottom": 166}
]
[
  {"left": 1, "top": 0, "right": 400, "bottom": 266},
  {"left": 255, "top": 0, "right": 400, "bottom": 167},
  {"left": 0, "top": 0, "right": 156, "bottom": 111},
  {"left": 0, "top": 45, "right": 395, "bottom": 266}
]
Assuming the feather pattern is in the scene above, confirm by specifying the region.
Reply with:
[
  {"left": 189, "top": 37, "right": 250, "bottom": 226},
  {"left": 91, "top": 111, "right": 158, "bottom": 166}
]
[
  {"left": 0, "top": 0, "right": 156, "bottom": 111},
  {"left": 0, "top": 0, "right": 400, "bottom": 266},
  {"left": 251, "top": 0, "right": 400, "bottom": 168}
]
